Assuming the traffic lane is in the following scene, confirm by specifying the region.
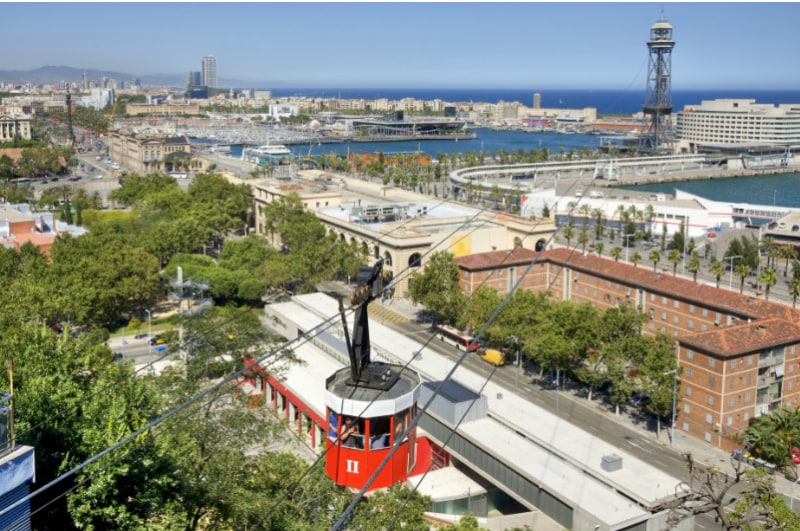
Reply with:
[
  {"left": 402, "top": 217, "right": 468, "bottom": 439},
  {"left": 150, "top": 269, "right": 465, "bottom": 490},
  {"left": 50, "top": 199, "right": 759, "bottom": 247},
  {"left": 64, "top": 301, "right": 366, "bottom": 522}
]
[{"left": 389, "top": 320, "right": 695, "bottom": 483}]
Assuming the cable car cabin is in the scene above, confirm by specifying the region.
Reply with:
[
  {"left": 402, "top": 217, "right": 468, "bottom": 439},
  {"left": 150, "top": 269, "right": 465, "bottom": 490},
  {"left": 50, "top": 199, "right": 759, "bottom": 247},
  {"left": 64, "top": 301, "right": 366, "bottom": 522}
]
[
  {"left": 324, "top": 362, "right": 420, "bottom": 491},
  {"left": 325, "top": 259, "right": 421, "bottom": 491}
]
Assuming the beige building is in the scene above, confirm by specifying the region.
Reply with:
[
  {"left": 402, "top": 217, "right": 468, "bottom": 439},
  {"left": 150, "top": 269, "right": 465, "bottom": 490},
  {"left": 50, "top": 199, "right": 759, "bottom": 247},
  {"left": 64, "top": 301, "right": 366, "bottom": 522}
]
[
  {"left": 253, "top": 172, "right": 554, "bottom": 298},
  {"left": 0, "top": 114, "right": 32, "bottom": 142},
  {"left": 108, "top": 129, "right": 205, "bottom": 174},
  {"left": 126, "top": 102, "right": 201, "bottom": 117}
]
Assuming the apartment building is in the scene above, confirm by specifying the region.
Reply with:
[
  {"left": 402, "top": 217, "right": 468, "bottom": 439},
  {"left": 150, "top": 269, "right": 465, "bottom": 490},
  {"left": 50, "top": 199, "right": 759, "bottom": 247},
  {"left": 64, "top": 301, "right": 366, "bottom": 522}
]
[{"left": 455, "top": 246, "right": 800, "bottom": 451}]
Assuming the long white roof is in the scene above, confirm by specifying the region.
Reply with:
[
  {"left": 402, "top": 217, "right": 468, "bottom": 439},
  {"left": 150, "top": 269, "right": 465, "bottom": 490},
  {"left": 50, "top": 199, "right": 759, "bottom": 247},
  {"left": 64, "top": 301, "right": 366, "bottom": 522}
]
[{"left": 265, "top": 292, "right": 685, "bottom": 528}]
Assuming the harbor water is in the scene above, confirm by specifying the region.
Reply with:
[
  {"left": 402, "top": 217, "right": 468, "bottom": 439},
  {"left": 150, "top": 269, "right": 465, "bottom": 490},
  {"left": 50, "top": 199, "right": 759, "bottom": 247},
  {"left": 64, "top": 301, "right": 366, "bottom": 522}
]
[{"left": 205, "top": 128, "right": 800, "bottom": 210}]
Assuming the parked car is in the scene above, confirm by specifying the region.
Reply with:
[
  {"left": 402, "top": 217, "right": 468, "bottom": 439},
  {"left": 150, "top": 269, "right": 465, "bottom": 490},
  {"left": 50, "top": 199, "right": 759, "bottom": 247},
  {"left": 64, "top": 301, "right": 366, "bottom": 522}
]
[
  {"left": 628, "top": 392, "right": 651, "bottom": 408},
  {"left": 149, "top": 334, "right": 163, "bottom": 345}
]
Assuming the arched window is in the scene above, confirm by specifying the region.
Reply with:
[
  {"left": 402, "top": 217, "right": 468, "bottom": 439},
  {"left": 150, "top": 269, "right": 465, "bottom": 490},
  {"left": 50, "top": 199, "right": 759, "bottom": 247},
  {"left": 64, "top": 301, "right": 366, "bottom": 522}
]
[
  {"left": 535, "top": 238, "right": 547, "bottom": 251},
  {"left": 339, "top": 233, "right": 346, "bottom": 241},
  {"left": 408, "top": 253, "right": 422, "bottom": 268},
  {"left": 513, "top": 236, "right": 523, "bottom": 249},
  {"left": 361, "top": 241, "right": 369, "bottom": 256},
  {"left": 384, "top": 251, "right": 393, "bottom": 267}
]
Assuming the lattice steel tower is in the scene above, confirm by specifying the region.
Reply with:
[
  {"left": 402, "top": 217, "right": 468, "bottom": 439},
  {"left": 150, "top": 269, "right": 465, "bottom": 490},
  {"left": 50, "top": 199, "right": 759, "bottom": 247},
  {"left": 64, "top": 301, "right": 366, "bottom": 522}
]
[{"left": 640, "top": 16, "right": 675, "bottom": 154}]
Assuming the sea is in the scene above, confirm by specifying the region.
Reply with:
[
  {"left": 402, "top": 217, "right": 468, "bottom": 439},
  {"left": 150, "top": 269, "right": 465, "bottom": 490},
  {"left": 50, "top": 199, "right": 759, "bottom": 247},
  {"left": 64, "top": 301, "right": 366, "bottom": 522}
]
[
  {"left": 269, "top": 88, "right": 800, "bottom": 116},
  {"left": 220, "top": 87, "right": 800, "bottom": 208}
]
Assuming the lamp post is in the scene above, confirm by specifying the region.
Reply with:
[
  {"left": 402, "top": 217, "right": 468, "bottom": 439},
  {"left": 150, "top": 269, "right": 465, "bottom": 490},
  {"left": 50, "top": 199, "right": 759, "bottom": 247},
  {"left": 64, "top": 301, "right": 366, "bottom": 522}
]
[
  {"left": 145, "top": 309, "right": 152, "bottom": 355},
  {"left": 511, "top": 336, "right": 520, "bottom": 391},
  {"left": 664, "top": 369, "right": 678, "bottom": 445},
  {"left": 726, "top": 255, "right": 742, "bottom": 290},
  {"left": 623, "top": 233, "right": 635, "bottom": 263}
]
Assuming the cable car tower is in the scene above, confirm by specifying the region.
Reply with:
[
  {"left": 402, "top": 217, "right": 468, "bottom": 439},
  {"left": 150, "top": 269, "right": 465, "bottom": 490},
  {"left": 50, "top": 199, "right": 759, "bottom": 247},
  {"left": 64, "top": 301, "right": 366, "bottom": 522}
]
[
  {"left": 324, "top": 259, "right": 421, "bottom": 491},
  {"left": 639, "top": 14, "right": 675, "bottom": 155}
]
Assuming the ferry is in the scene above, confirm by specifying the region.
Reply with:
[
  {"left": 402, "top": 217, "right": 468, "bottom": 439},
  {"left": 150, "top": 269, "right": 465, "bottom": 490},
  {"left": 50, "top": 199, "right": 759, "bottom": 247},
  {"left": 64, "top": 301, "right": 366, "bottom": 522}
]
[
  {"left": 208, "top": 144, "right": 231, "bottom": 154},
  {"left": 241, "top": 144, "right": 292, "bottom": 164}
]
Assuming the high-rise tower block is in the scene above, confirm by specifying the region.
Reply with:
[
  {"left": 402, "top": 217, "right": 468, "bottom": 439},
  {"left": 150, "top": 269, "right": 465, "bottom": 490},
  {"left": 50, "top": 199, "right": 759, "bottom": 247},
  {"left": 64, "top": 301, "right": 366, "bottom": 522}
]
[{"left": 640, "top": 16, "right": 675, "bottom": 154}]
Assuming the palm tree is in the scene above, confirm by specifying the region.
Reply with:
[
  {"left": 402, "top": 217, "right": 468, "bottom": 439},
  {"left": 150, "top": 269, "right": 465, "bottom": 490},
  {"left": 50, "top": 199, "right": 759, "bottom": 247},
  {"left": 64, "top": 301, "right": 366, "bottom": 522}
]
[
  {"left": 578, "top": 230, "right": 590, "bottom": 255},
  {"left": 760, "top": 236, "right": 775, "bottom": 269},
  {"left": 649, "top": 249, "right": 662, "bottom": 273},
  {"left": 610, "top": 246, "right": 622, "bottom": 262},
  {"left": 562, "top": 223, "right": 575, "bottom": 248},
  {"left": 735, "top": 264, "right": 752, "bottom": 294},
  {"left": 687, "top": 251, "right": 702, "bottom": 282},
  {"left": 668, "top": 249, "right": 682, "bottom": 276},
  {"left": 595, "top": 241, "right": 604, "bottom": 257},
  {"left": 592, "top": 208, "right": 605, "bottom": 241},
  {"left": 789, "top": 277, "right": 800, "bottom": 308},
  {"left": 709, "top": 258, "right": 725, "bottom": 289},
  {"left": 779, "top": 244, "right": 798, "bottom": 276},
  {"left": 630, "top": 251, "right": 641, "bottom": 268},
  {"left": 578, "top": 203, "right": 591, "bottom": 230},
  {"left": 758, "top": 267, "right": 778, "bottom": 301}
]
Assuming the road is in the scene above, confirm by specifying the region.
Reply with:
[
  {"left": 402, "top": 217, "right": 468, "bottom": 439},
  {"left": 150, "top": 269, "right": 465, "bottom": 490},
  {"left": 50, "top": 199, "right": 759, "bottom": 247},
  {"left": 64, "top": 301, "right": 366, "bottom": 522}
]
[{"left": 390, "top": 319, "right": 754, "bottom": 528}]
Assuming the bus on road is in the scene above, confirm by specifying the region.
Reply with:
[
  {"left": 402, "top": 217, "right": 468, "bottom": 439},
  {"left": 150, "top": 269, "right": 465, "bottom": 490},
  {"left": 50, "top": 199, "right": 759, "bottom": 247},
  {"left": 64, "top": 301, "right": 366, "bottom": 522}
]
[{"left": 434, "top": 324, "right": 479, "bottom": 352}]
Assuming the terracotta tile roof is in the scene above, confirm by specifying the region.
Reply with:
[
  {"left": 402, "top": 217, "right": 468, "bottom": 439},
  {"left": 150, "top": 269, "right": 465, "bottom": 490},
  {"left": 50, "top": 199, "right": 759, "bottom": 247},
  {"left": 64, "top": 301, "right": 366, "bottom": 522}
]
[
  {"left": 679, "top": 317, "right": 800, "bottom": 357},
  {"left": 0, "top": 148, "right": 24, "bottom": 161},
  {"left": 541, "top": 247, "right": 800, "bottom": 324},
  {"left": 456, "top": 246, "right": 800, "bottom": 359},
  {"left": 453, "top": 248, "right": 539, "bottom": 271}
]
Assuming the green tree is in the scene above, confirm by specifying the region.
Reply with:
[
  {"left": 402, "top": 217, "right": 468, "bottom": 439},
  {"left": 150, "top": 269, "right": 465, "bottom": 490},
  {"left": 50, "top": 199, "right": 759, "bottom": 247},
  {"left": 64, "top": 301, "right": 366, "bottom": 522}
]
[
  {"left": 709, "top": 257, "right": 725, "bottom": 289},
  {"left": 789, "top": 277, "right": 800, "bottom": 308},
  {"left": 630, "top": 250, "right": 641, "bottom": 268},
  {"left": 578, "top": 229, "right": 590, "bottom": 255},
  {"left": 667, "top": 248, "right": 682, "bottom": 276},
  {"left": 687, "top": 251, "right": 702, "bottom": 282},
  {"left": 734, "top": 263, "right": 752, "bottom": 294},
  {"left": 610, "top": 246, "right": 622, "bottom": 262},
  {"left": 758, "top": 267, "right": 778, "bottom": 301},
  {"left": 648, "top": 249, "right": 661, "bottom": 273},
  {"left": 595, "top": 241, "right": 604, "bottom": 257},
  {"left": 562, "top": 223, "right": 575, "bottom": 248},
  {"left": 408, "top": 251, "right": 465, "bottom": 324},
  {"left": 668, "top": 455, "right": 800, "bottom": 530}
]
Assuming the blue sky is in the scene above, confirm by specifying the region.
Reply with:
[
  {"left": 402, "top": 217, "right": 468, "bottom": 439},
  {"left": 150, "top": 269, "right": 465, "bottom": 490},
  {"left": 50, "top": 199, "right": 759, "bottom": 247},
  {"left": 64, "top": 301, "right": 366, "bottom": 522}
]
[{"left": 4, "top": 2, "right": 799, "bottom": 89}]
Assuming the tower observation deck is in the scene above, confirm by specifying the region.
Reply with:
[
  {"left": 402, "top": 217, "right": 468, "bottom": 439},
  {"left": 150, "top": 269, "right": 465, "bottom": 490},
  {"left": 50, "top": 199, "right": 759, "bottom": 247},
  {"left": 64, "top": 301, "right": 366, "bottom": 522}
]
[{"left": 640, "top": 16, "right": 675, "bottom": 155}]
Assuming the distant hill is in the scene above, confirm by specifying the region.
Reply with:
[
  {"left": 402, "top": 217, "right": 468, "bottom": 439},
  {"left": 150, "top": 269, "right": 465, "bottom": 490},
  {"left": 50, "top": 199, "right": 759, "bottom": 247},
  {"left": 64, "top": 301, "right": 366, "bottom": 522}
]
[{"left": 0, "top": 65, "right": 275, "bottom": 90}]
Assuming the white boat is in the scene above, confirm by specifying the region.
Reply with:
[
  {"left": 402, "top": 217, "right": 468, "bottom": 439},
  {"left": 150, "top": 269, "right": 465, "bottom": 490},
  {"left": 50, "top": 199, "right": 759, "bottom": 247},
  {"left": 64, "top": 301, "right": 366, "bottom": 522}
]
[
  {"left": 208, "top": 144, "right": 231, "bottom": 153},
  {"left": 242, "top": 144, "right": 292, "bottom": 164}
]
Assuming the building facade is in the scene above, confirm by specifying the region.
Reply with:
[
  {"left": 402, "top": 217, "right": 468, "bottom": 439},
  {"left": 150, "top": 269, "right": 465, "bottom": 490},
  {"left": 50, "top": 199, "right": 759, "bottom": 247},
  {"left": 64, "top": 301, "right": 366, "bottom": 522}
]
[
  {"left": 454, "top": 246, "right": 800, "bottom": 452},
  {"left": 0, "top": 114, "right": 31, "bottom": 142},
  {"left": 675, "top": 99, "right": 800, "bottom": 151},
  {"left": 202, "top": 55, "right": 218, "bottom": 89},
  {"left": 252, "top": 173, "right": 553, "bottom": 298},
  {"left": 108, "top": 129, "right": 201, "bottom": 175}
]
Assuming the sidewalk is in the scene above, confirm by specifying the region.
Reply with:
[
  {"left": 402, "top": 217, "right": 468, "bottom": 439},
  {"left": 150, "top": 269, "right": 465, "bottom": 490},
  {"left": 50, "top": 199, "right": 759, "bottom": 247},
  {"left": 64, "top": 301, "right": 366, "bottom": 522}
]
[{"left": 377, "top": 293, "right": 799, "bottom": 501}]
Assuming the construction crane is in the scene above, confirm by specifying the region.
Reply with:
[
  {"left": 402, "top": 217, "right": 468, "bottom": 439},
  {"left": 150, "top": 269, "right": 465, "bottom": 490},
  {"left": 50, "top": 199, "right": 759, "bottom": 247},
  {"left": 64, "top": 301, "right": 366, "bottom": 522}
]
[{"left": 107, "top": 95, "right": 128, "bottom": 126}]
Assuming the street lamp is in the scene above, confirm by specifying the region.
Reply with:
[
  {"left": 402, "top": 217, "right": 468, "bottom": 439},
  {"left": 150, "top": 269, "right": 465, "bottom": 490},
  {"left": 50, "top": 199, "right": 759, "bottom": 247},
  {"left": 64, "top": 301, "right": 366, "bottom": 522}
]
[
  {"left": 725, "top": 255, "right": 742, "bottom": 290},
  {"left": 511, "top": 336, "right": 520, "bottom": 391},
  {"left": 623, "top": 233, "right": 635, "bottom": 263},
  {"left": 664, "top": 369, "right": 678, "bottom": 446},
  {"left": 145, "top": 309, "right": 152, "bottom": 355}
]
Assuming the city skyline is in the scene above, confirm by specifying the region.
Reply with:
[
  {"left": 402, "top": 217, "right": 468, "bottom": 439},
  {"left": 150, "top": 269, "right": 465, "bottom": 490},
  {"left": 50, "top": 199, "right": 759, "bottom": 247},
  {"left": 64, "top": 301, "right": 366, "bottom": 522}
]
[{"left": 3, "top": 2, "right": 800, "bottom": 90}]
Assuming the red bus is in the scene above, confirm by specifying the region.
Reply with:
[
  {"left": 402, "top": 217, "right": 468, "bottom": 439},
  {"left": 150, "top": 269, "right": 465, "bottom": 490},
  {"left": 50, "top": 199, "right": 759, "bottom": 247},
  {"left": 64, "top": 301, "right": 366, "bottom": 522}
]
[{"left": 434, "top": 324, "right": 479, "bottom": 352}]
